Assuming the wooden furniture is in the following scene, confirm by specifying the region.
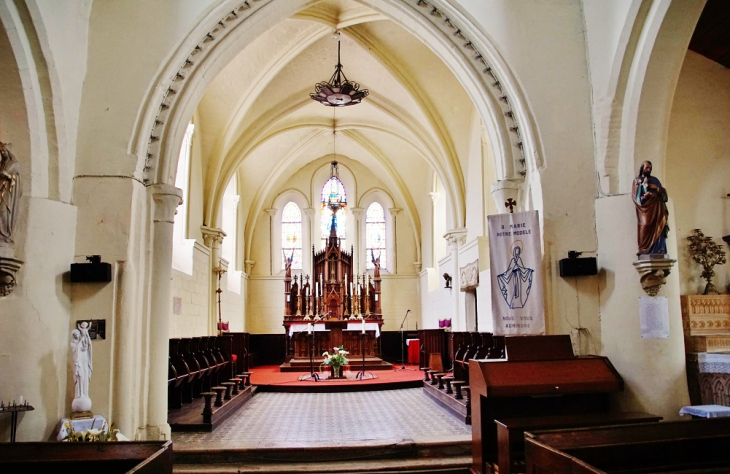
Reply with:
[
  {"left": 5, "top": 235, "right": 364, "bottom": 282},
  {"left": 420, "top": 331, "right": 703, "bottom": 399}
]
[
  {"left": 496, "top": 411, "right": 662, "bottom": 474},
  {"left": 0, "top": 440, "right": 172, "bottom": 473},
  {"left": 418, "top": 328, "right": 448, "bottom": 370},
  {"left": 468, "top": 335, "right": 623, "bottom": 474},
  {"left": 525, "top": 418, "right": 730, "bottom": 473},
  {"left": 682, "top": 295, "right": 730, "bottom": 406},
  {"left": 281, "top": 216, "right": 389, "bottom": 370}
]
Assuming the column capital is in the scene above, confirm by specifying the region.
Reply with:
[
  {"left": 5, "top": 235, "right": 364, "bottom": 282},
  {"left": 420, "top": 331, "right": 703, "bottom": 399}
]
[
  {"left": 149, "top": 184, "right": 182, "bottom": 224},
  {"left": 412, "top": 261, "right": 422, "bottom": 273},
  {"left": 388, "top": 207, "right": 401, "bottom": 217},
  {"left": 302, "top": 207, "right": 315, "bottom": 217},
  {"left": 200, "top": 225, "right": 226, "bottom": 248},
  {"left": 444, "top": 227, "right": 468, "bottom": 247},
  {"left": 244, "top": 260, "right": 255, "bottom": 274},
  {"left": 264, "top": 208, "right": 278, "bottom": 217},
  {"left": 351, "top": 207, "right": 365, "bottom": 217}
]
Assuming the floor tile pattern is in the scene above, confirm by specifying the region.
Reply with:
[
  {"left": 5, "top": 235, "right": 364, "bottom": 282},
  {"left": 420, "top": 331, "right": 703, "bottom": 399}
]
[{"left": 173, "top": 388, "right": 471, "bottom": 448}]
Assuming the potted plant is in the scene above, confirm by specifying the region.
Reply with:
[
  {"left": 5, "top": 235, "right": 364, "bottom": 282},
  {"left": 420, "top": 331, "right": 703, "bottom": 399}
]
[
  {"left": 687, "top": 229, "right": 727, "bottom": 295},
  {"left": 321, "top": 345, "right": 349, "bottom": 378}
]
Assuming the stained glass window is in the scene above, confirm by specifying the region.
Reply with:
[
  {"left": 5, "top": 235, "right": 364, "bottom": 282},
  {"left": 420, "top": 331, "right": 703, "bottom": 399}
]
[
  {"left": 321, "top": 177, "right": 346, "bottom": 246},
  {"left": 282, "top": 202, "right": 302, "bottom": 270},
  {"left": 366, "top": 202, "right": 386, "bottom": 269}
]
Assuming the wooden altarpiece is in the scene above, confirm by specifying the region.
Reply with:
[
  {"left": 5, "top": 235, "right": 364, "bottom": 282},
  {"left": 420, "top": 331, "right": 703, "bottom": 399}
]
[{"left": 280, "top": 215, "right": 390, "bottom": 372}]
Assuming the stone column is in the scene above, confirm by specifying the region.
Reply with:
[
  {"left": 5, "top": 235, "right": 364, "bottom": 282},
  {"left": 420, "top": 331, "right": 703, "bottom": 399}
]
[
  {"left": 388, "top": 208, "right": 401, "bottom": 274},
  {"left": 201, "top": 226, "right": 226, "bottom": 335},
  {"left": 147, "top": 184, "right": 182, "bottom": 440},
  {"left": 351, "top": 207, "right": 364, "bottom": 273},
  {"left": 444, "top": 228, "right": 468, "bottom": 331},
  {"left": 264, "top": 208, "right": 277, "bottom": 275}
]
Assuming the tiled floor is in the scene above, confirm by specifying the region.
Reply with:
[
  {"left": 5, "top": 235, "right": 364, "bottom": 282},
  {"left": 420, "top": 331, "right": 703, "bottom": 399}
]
[{"left": 172, "top": 388, "right": 471, "bottom": 449}]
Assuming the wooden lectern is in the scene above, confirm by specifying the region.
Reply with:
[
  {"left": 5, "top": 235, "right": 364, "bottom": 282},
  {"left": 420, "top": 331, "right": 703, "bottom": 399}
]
[{"left": 468, "top": 335, "right": 623, "bottom": 474}]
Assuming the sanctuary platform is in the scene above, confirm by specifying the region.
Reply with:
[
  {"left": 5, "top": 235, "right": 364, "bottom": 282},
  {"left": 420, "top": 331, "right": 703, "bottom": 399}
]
[{"left": 252, "top": 364, "right": 422, "bottom": 393}]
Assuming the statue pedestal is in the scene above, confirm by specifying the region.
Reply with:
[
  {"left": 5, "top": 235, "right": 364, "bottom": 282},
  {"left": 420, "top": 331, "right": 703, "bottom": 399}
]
[
  {"left": 633, "top": 256, "right": 676, "bottom": 296},
  {"left": 56, "top": 414, "right": 107, "bottom": 441}
]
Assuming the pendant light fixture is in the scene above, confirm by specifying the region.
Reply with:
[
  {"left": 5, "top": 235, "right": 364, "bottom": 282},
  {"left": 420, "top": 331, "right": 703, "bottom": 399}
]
[{"left": 310, "top": 31, "right": 369, "bottom": 107}]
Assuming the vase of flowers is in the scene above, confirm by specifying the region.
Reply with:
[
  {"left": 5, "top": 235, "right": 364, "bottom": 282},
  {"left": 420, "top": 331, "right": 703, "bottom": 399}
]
[{"left": 321, "top": 345, "right": 349, "bottom": 379}]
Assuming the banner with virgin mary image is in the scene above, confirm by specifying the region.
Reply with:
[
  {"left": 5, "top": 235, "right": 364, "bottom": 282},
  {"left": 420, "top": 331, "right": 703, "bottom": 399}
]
[{"left": 488, "top": 210, "right": 545, "bottom": 335}]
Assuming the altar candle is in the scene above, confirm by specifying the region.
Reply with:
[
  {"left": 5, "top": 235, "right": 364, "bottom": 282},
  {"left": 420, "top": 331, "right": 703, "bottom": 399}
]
[
  {"left": 315, "top": 282, "right": 319, "bottom": 296},
  {"left": 350, "top": 282, "right": 353, "bottom": 295},
  {"left": 361, "top": 318, "right": 366, "bottom": 334},
  {"left": 19, "top": 396, "right": 23, "bottom": 405},
  {"left": 307, "top": 323, "right": 312, "bottom": 334}
]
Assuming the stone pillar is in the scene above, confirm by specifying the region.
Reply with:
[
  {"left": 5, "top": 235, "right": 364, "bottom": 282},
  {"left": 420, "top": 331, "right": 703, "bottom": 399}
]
[
  {"left": 201, "top": 226, "right": 226, "bottom": 335},
  {"left": 146, "top": 184, "right": 182, "bottom": 440},
  {"left": 264, "top": 208, "right": 277, "bottom": 275},
  {"left": 388, "top": 208, "right": 401, "bottom": 274},
  {"left": 351, "top": 207, "right": 364, "bottom": 273},
  {"left": 444, "top": 228, "right": 468, "bottom": 331}
]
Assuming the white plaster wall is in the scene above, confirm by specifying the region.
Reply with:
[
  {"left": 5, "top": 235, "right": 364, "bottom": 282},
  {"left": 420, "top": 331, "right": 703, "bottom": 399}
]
[
  {"left": 27, "top": 0, "right": 92, "bottom": 201},
  {"left": 380, "top": 275, "right": 419, "bottom": 332},
  {"left": 247, "top": 277, "right": 287, "bottom": 335},
  {"left": 666, "top": 51, "right": 730, "bottom": 295},
  {"left": 455, "top": 0, "right": 598, "bottom": 339},
  {"left": 420, "top": 255, "right": 455, "bottom": 330},
  {"left": 170, "top": 243, "right": 210, "bottom": 337},
  {"left": 596, "top": 195, "right": 689, "bottom": 420},
  {"left": 0, "top": 197, "right": 76, "bottom": 441}
]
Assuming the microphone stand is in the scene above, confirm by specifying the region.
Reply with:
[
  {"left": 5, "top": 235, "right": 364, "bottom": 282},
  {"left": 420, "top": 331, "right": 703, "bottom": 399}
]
[{"left": 396, "top": 310, "right": 415, "bottom": 371}]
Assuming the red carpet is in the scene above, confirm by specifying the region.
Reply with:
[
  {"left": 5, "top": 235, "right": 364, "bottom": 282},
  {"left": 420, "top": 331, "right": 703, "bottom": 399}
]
[{"left": 250, "top": 364, "right": 424, "bottom": 393}]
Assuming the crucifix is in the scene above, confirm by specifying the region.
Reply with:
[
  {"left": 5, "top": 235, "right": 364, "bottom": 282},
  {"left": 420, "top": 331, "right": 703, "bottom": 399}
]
[{"left": 505, "top": 198, "right": 516, "bottom": 213}]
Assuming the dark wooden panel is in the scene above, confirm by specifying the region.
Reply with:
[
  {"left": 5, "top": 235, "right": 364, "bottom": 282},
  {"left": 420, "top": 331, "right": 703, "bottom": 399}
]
[
  {"left": 250, "top": 334, "right": 287, "bottom": 366},
  {"left": 380, "top": 330, "right": 417, "bottom": 363},
  {"left": 525, "top": 418, "right": 730, "bottom": 474}
]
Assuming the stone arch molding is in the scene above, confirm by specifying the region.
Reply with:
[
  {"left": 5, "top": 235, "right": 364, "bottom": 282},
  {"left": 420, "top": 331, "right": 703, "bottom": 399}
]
[{"left": 131, "top": 0, "right": 544, "bottom": 227}]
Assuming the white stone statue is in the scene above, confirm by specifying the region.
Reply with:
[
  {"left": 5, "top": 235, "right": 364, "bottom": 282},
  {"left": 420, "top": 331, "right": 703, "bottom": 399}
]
[{"left": 71, "top": 321, "right": 93, "bottom": 413}]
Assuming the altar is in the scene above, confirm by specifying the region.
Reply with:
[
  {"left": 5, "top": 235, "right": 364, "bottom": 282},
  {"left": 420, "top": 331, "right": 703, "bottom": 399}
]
[{"left": 280, "top": 171, "right": 391, "bottom": 372}]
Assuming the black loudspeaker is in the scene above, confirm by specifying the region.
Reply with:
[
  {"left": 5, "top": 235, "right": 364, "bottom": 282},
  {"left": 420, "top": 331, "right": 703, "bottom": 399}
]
[
  {"left": 559, "top": 257, "right": 598, "bottom": 277},
  {"left": 71, "top": 256, "right": 112, "bottom": 282}
]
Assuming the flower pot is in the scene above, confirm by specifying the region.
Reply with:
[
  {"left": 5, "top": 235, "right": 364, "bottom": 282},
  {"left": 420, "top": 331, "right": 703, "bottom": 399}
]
[{"left": 330, "top": 365, "right": 344, "bottom": 379}]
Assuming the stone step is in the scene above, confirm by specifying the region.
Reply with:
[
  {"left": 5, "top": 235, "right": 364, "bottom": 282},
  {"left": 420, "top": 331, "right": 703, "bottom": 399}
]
[
  {"left": 173, "top": 456, "right": 472, "bottom": 473},
  {"left": 174, "top": 438, "right": 471, "bottom": 474}
]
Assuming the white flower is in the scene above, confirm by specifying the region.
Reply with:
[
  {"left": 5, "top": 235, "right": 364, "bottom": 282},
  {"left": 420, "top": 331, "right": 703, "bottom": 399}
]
[
  {"left": 87, "top": 428, "right": 103, "bottom": 436},
  {"left": 322, "top": 351, "right": 328, "bottom": 356},
  {"left": 333, "top": 346, "right": 339, "bottom": 352}
]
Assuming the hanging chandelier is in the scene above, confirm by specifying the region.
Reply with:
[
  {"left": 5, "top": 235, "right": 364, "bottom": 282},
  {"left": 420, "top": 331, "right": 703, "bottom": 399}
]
[{"left": 310, "top": 32, "right": 369, "bottom": 107}]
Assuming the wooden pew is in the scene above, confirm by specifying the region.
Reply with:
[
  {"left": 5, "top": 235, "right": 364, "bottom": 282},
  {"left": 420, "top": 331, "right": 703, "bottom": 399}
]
[
  {"left": 525, "top": 418, "right": 730, "bottom": 473},
  {"left": 0, "top": 440, "right": 172, "bottom": 473},
  {"left": 496, "top": 411, "right": 662, "bottom": 474}
]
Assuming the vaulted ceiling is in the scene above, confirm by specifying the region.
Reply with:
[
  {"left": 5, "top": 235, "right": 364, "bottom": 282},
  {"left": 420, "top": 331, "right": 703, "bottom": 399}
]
[{"left": 194, "top": 0, "right": 477, "bottom": 232}]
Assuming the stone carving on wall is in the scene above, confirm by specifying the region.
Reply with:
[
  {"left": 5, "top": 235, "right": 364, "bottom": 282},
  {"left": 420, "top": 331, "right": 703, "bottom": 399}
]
[
  {"left": 0, "top": 142, "right": 23, "bottom": 297},
  {"left": 460, "top": 259, "right": 479, "bottom": 291},
  {"left": 71, "top": 321, "right": 93, "bottom": 414}
]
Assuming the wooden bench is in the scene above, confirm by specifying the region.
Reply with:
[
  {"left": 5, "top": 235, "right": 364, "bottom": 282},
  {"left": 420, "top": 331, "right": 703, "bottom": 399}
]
[
  {"left": 495, "top": 411, "right": 662, "bottom": 474},
  {"left": 0, "top": 440, "right": 172, "bottom": 473},
  {"left": 525, "top": 417, "right": 730, "bottom": 473}
]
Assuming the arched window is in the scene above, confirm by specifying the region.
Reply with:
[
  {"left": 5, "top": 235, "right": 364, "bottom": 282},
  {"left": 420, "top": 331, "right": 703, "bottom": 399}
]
[
  {"left": 321, "top": 177, "right": 347, "bottom": 247},
  {"left": 366, "top": 202, "right": 386, "bottom": 269},
  {"left": 282, "top": 202, "right": 302, "bottom": 270}
]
